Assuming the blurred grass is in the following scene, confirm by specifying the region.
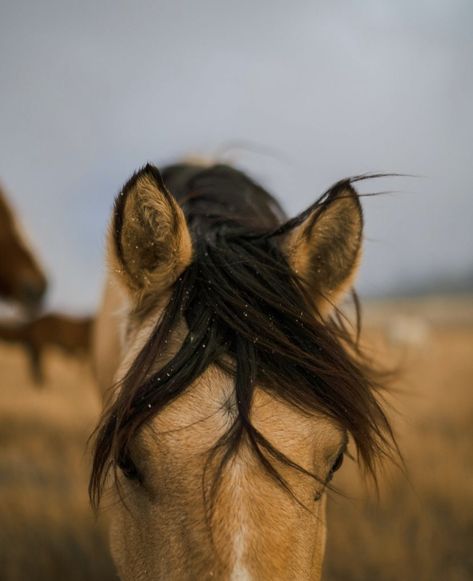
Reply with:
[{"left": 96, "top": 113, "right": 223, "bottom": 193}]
[
  {"left": 0, "top": 347, "right": 117, "bottom": 580},
  {"left": 0, "top": 298, "right": 472, "bottom": 580},
  {"left": 325, "top": 312, "right": 473, "bottom": 581}
]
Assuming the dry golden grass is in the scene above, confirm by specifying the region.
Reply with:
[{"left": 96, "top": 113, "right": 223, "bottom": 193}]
[
  {"left": 0, "top": 347, "right": 116, "bottom": 580},
  {"left": 0, "top": 296, "right": 472, "bottom": 580},
  {"left": 325, "top": 298, "right": 473, "bottom": 580}
]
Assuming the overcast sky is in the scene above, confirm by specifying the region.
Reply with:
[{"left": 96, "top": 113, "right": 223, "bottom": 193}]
[{"left": 1, "top": 0, "right": 472, "bottom": 313}]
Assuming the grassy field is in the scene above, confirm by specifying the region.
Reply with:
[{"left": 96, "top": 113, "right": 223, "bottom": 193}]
[
  {"left": 0, "top": 348, "right": 116, "bottom": 580},
  {"left": 0, "top": 296, "right": 472, "bottom": 580},
  {"left": 325, "top": 296, "right": 473, "bottom": 581}
]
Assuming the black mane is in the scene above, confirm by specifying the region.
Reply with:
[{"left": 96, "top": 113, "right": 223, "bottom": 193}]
[{"left": 162, "top": 163, "right": 286, "bottom": 234}]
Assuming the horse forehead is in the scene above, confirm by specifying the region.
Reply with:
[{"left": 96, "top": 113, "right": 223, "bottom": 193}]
[
  {"left": 140, "top": 363, "right": 238, "bottom": 455},
  {"left": 137, "top": 364, "right": 342, "bottom": 467}
]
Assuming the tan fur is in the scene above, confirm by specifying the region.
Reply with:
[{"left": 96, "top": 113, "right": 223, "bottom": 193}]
[
  {"left": 285, "top": 186, "right": 363, "bottom": 317},
  {"left": 94, "top": 171, "right": 363, "bottom": 580},
  {"left": 109, "top": 174, "right": 192, "bottom": 303},
  {"left": 92, "top": 277, "right": 128, "bottom": 400}
]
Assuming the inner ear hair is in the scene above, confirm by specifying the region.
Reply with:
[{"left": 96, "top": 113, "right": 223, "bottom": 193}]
[
  {"left": 284, "top": 183, "right": 363, "bottom": 316},
  {"left": 110, "top": 164, "right": 192, "bottom": 297}
]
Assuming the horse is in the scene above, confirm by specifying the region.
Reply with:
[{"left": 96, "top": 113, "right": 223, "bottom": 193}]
[
  {"left": 0, "top": 184, "right": 47, "bottom": 313},
  {"left": 90, "top": 162, "right": 395, "bottom": 580},
  {"left": 0, "top": 313, "right": 93, "bottom": 384}
]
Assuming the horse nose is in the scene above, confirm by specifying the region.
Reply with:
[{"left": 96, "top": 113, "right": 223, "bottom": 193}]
[{"left": 20, "top": 278, "right": 46, "bottom": 312}]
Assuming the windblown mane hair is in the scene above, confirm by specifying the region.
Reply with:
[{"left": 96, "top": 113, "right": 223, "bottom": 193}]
[{"left": 90, "top": 164, "right": 396, "bottom": 508}]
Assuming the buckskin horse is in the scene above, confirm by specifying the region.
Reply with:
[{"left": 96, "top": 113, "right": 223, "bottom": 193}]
[
  {"left": 91, "top": 162, "right": 395, "bottom": 580},
  {"left": 0, "top": 184, "right": 47, "bottom": 313}
]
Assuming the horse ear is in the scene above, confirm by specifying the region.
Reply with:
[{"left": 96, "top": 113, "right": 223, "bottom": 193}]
[
  {"left": 283, "top": 183, "right": 363, "bottom": 317},
  {"left": 108, "top": 164, "right": 192, "bottom": 301}
]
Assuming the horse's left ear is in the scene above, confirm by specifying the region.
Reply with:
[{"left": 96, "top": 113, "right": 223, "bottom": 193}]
[
  {"left": 283, "top": 183, "right": 363, "bottom": 317},
  {"left": 108, "top": 164, "right": 192, "bottom": 302}
]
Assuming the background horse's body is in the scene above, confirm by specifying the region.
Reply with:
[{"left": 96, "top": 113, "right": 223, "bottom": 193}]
[
  {"left": 92, "top": 162, "right": 392, "bottom": 580},
  {"left": 0, "top": 313, "right": 93, "bottom": 384},
  {"left": 0, "top": 185, "right": 47, "bottom": 313}
]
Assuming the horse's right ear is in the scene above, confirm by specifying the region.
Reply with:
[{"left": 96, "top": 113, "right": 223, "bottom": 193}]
[{"left": 108, "top": 164, "right": 192, "bottom": 301}]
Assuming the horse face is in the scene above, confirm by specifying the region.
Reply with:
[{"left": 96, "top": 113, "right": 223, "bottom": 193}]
[
  {"left": 93, "top": 164, "right": 365, "bottom": 580},
  {"left": 108, "top": 336, "right": 346, "bottom": 580},
  {"left": 0, "top": 190, "right": 47, "bottom": 313}
]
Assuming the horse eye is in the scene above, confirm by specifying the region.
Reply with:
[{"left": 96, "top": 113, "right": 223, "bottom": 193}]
[
  {"left": 117, "top": 455, "right": 141, "bottom": 482},
  {"left": 330, "top": 452, "right": 344, "bottom": 475}
]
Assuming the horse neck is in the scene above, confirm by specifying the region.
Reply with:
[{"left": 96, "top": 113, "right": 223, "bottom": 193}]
[{"left": 0, "top": 193, "right": 15, "bottom": 240}]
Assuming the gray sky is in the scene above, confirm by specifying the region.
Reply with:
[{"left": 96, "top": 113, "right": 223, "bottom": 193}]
[{"left": 1, "top": 0, "right": 472, "bottom": 312}]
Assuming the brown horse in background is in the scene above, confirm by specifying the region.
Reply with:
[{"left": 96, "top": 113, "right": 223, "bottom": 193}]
[
  {"left": 0, "top": 183, "right": 47, "bottom": 313},
  {"left": 0, "top": 313, "right": 93, "bottom": 384}
]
